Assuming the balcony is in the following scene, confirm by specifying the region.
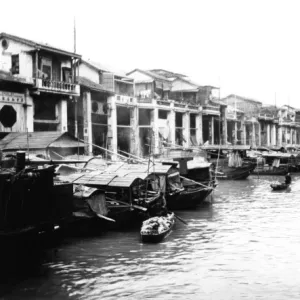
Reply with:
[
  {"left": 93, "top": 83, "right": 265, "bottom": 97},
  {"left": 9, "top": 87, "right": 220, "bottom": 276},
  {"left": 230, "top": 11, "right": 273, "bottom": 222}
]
[
  {"left": 157, "top": 100, "right": 171, "bottom": 107},
  {"left": 202, "top": 104, "right": 220, "bottom": 115},
  {"left": 35, "top": 78, "right": 80, "bottom": 96},
  {"left": 258, "top": 113, "right": 275, "bottom": 121},
  {"left": 187, "top": 104, "right": 198, "bottom": 111}
]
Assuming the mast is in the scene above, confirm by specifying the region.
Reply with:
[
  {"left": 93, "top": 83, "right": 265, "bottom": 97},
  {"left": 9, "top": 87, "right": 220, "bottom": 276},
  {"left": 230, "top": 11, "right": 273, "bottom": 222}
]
[{"left": 74, "top": 17, "right": 76, "bottom": 53}]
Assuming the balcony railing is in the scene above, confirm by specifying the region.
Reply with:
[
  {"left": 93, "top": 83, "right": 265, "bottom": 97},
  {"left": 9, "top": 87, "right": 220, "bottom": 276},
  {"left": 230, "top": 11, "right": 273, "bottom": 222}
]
[
  {"left": 174, "top": 103, "right": 186, "bottom": 108},
  {"left": 157, "top": 100, "right": 171, "bottom": 106},
  {"left": 258, "top": 113, "right": 275, "bottom": 120},
  {"left": 35, "top": 78, "right": 80, "bottom": 95},
  {"left": 188, "top": 104, "right": 198, "bottom": 110},
  {"left": 137, "top": 97, "right": 153, "bottom": 104},
  {"left": 202, "top": 105, "right": 220, "bottom": 112}
]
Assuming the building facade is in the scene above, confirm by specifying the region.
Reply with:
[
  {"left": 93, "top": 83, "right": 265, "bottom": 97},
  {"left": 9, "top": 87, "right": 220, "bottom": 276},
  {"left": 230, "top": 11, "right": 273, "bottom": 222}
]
[
  {"left": 0, "top": 32, "right": 80, "bottom": 135},
  {"left": 223, "top": 94, "right": 300, "bottom": 147},
  {"left": 0, "top": 32, "right": 300, "bottom": 157}
]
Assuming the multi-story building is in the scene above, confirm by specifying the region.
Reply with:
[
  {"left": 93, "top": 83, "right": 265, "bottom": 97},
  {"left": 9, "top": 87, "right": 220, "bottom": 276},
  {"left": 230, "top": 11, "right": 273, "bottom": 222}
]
[
  {"left": 0, "top": 32, "right": 80, "bottom": 134},
  {"left": 223, "top": 94, "right": 300, "bottom": 147},
  {"left": 76, "top": 59, "right": 134, "bottom": 155},
  {"left": 126, "top": 68, "right": 225, "bottom": 156}
]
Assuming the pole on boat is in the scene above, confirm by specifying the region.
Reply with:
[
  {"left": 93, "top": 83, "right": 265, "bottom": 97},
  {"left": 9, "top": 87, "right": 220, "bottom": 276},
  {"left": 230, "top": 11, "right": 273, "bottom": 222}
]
[
  {"left": 106, "top": 197, "right": 148, "bottom": 212},
  {"left": 118, "top": 149, "right": 147, "bottom": 164},
  {"left": 78, "top": 139, "right": 132, "bottom": 161},
  {"left": 179, "top": 175, "right": 213, "bottom": 189},
  {"left": 96, "top": 214, "right": 116, "bottom": 223}
]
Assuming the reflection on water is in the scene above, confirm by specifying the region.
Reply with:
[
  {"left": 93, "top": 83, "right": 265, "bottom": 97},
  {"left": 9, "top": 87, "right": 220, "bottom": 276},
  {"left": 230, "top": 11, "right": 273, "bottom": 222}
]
[{"left": 2, "top": 175, "right": 300, "bottom": 299}]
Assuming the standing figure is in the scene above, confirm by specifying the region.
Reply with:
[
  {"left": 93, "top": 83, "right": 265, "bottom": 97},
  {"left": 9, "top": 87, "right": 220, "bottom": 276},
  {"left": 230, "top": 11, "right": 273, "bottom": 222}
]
[{"left": 285, "top": 172, "right": 292, "bottom": 185}]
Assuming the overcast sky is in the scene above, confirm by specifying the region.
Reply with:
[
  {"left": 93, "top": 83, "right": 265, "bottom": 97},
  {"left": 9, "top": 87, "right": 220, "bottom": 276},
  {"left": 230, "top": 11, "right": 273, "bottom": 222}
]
[{"left": 1, "top": 0, "right": 300, "bottom": 107}]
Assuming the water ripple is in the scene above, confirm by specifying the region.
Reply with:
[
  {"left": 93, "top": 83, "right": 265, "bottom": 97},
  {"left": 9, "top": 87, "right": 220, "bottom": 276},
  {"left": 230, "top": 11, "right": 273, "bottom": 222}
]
[{"left": 3, "top": 175, "right": 300, "bottom": 299}]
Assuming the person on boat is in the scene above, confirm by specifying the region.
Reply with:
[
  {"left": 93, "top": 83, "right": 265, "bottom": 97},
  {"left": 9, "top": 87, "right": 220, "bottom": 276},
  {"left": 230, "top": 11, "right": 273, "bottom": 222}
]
[{"left": 285, "top": 172, "right": 292, "bottom": 185}]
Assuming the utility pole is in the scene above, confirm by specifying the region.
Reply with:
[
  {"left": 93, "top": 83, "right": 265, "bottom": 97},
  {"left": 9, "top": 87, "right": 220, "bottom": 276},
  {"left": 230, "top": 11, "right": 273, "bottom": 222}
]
[{"left": 74, "top": 17, "right": 76, "bottom": 53}]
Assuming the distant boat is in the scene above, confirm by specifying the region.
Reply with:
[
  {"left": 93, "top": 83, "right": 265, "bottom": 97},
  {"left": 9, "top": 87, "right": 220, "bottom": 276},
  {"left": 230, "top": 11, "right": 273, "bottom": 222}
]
[{"left": 270, "top": 183, "right": 290, "bottom": 191}]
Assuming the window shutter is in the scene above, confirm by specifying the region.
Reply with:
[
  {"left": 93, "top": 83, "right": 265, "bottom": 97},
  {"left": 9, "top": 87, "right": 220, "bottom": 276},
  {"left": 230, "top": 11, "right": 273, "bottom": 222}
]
[
  {"left": 102, "top": 72, "right": 114, "bottom": 92},
  {"left": 11, "top": 54, "right": 19, "bottom": 75}
]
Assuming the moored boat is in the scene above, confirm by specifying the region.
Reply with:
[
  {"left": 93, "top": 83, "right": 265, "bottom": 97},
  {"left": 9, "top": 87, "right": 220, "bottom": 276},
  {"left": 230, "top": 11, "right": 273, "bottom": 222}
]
[
  {"left": 166, "top": 170, "right": 214, "bottom": 210},
  {"left": 140, "top": 213, "right": 175, "bottom": 243},
  {"left": 202, "top": 145, "right": 256, "bottom": 180}
]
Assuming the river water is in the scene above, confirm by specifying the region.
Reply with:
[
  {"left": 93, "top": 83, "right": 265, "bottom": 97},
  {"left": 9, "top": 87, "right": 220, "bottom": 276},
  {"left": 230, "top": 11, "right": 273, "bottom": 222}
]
[{"left": 2, "top": 175, "right": 300, "bottom": 299}]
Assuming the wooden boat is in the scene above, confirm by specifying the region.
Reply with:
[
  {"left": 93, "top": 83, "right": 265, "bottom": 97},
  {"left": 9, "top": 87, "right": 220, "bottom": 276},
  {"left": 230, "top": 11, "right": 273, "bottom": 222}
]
[
  {"left": 166, "top": 171, "right": 214, "bottom": 210},
  {"left": 250, "top": 151, "right": 300, "bottom": 175},
  {"left": 105, "top": 175, "right": 165, "bottom": 228},
  {"left": 214, "top": 163, "right": 256, "bottom": 180},
  {"left": 140, "top": 213, "right": 175, "bottom": 243},
  {"left": 252, "top": 167, "right": 287, "bottom": 176},
  {"left": 201, "top": 145, "right": 256, "bottom": 180},
  {"left": 0, "top": 152, "right": 74, "bottom": 271},
  {"left": 59, "top": 169, "right": 166, "bottom": 229},
  {"left": 270, "top": 183, "right": 290, "bottom": 190}
]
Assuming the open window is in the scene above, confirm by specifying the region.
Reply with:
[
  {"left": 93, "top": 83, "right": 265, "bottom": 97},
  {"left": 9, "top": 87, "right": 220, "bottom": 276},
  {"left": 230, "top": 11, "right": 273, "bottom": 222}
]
[
  {"left": 11, "top": 54, "right": 19, "bottom": 75},
  {"left": 41, "top": 58, "right": 52, "bottom": 79},
  {"left": 62, "top": 67, "right": 72, "bottom": 83}
]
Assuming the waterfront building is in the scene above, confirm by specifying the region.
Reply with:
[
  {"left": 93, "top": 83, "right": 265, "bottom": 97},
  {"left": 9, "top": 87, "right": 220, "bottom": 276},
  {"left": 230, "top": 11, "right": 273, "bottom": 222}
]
[
  {"left": 226, "top": 104, "right": 245, "bottom": 145},
  {"left": 223, "top": 94, "right": 300, "bottom": 147},
  {"left": 0, "top": 32, "right": 80, "bottom": 135},
  {"left": 126, "top": 69, "right": 226, "bottom": 156},
  {"left": 76, "top": 60, "right": 134, "bottom": 156},
  {"left": 1, "top": 32, "right": 299, "bottom": 154}
]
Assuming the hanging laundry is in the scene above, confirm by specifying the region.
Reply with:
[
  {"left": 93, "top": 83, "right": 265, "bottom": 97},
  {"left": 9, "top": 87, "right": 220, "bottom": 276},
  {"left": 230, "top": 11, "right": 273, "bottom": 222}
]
[{"left": 272, "top": 158, "right": 280, "bottom": 168}]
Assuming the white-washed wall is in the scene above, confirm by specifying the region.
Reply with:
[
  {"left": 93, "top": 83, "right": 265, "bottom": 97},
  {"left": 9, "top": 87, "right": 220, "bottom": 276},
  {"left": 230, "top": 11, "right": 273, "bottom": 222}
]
[
  {"left": 0, "top": 39, "right": 34, "bottom": 79},
  {"left": 79, "top": 63, "right": 99, "bottom": 83}
]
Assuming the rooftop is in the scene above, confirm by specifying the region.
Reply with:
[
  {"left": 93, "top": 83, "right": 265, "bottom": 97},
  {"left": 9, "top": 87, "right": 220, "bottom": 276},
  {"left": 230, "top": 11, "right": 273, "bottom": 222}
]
[
  {"left": 0, "top": 132, "right": 84, "bottom": 151},
  {"left": 150, "top": 69, "right": 187, "bottom": 79},
  {"left": 0, "top": 32, "right": 81, "bottom": 59},
  {"left": 77, "top": 76, "right": 114, "bottom": 93},
  {"left": 224, "top": 94, "right": 262, "bottom": 105},
  {"left": 82, "top": 59, "right": 132, "bottom": 80},
  {"left": 126, "top": 68, "right": 172, "bottom": 82}
]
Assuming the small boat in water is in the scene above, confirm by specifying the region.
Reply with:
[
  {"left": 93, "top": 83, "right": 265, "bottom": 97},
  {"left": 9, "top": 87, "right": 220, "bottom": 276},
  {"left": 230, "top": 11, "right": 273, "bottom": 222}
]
[
  {"left": 140, "top": 213, "right": 175, "bottom": 243},
  {"left": 270, "top": 183, "right": 290, "bottom": 191}
]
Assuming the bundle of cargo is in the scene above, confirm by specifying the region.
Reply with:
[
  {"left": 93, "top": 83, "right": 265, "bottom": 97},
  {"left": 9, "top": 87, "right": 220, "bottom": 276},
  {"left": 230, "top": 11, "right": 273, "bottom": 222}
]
[{"left": 140, "top": 213, "right": 175, "bottom": 243}]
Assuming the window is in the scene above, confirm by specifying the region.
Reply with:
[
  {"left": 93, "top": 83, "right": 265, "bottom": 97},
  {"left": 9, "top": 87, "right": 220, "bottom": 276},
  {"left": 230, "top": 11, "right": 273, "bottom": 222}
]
[
  {"left": 62, "top": 67, "right": 72, "bottom": 83},
  {"left": 158, "top": 110, "right": 168, "bottom": 119},
  {"left": 41, "top": 58, "right": 52, "bottom": 79},
  {"left": 11, "top": 54, "right": 19, "bottom": 75}
]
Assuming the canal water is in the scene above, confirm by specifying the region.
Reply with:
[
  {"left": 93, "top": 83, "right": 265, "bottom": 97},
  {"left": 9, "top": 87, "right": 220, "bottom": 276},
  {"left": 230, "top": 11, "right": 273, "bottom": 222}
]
[{"left": 1, "top": 175, "right": 300, "bottom": 299}]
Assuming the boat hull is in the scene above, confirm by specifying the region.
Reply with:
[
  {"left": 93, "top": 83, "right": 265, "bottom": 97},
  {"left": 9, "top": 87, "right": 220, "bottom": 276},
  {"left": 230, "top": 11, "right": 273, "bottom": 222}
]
[
  {"left": 215, "top": 164, "right": 255, "bottom": 180},
  {"left": 271, "top": 183, "right": 290, "bottom": 190},
  {"left": 252, "top": 168, "right": 287, "bottom": 176},
  {"left": 166, "top": 186, "right": 213, "bottom": 210}
]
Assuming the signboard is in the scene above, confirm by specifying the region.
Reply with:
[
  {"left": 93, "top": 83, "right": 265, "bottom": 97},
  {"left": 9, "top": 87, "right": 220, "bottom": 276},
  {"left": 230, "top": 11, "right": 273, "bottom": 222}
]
[{"left": 0, "top": 91, "right": 24, "bottom": 104}]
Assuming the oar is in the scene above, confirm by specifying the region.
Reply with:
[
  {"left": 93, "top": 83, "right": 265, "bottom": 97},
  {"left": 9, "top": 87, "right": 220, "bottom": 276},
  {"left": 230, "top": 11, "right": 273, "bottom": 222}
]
[
  {"left": 96, "top": 214, "right": 116, "bottom": 223},
  {"left": 174, "top": 213, "right": 188, "bottom": 225},
  {"left": 166, "top": 209, "right": 188, "bottom": 225}
]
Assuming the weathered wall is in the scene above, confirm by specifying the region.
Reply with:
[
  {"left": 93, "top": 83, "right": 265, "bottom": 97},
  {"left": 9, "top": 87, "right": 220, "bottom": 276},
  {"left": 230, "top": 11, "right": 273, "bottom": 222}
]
[
  {"left": 79, "top": 63, "right": 99, "bottom": 83},
  {"left": 226, "top": 96, "right": 262, "bottom": 116},
  {"left": 0, "top": 38, "right": 34, "bottom": 80},
  {"left": 0, "top": 91, "right": 27, "bottom": 132}
]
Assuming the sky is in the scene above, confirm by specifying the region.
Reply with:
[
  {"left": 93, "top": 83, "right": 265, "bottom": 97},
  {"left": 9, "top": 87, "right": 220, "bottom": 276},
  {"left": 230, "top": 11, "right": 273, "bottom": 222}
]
[{"left": 1, "top": 0, "right": 300, "bottom": 107}]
